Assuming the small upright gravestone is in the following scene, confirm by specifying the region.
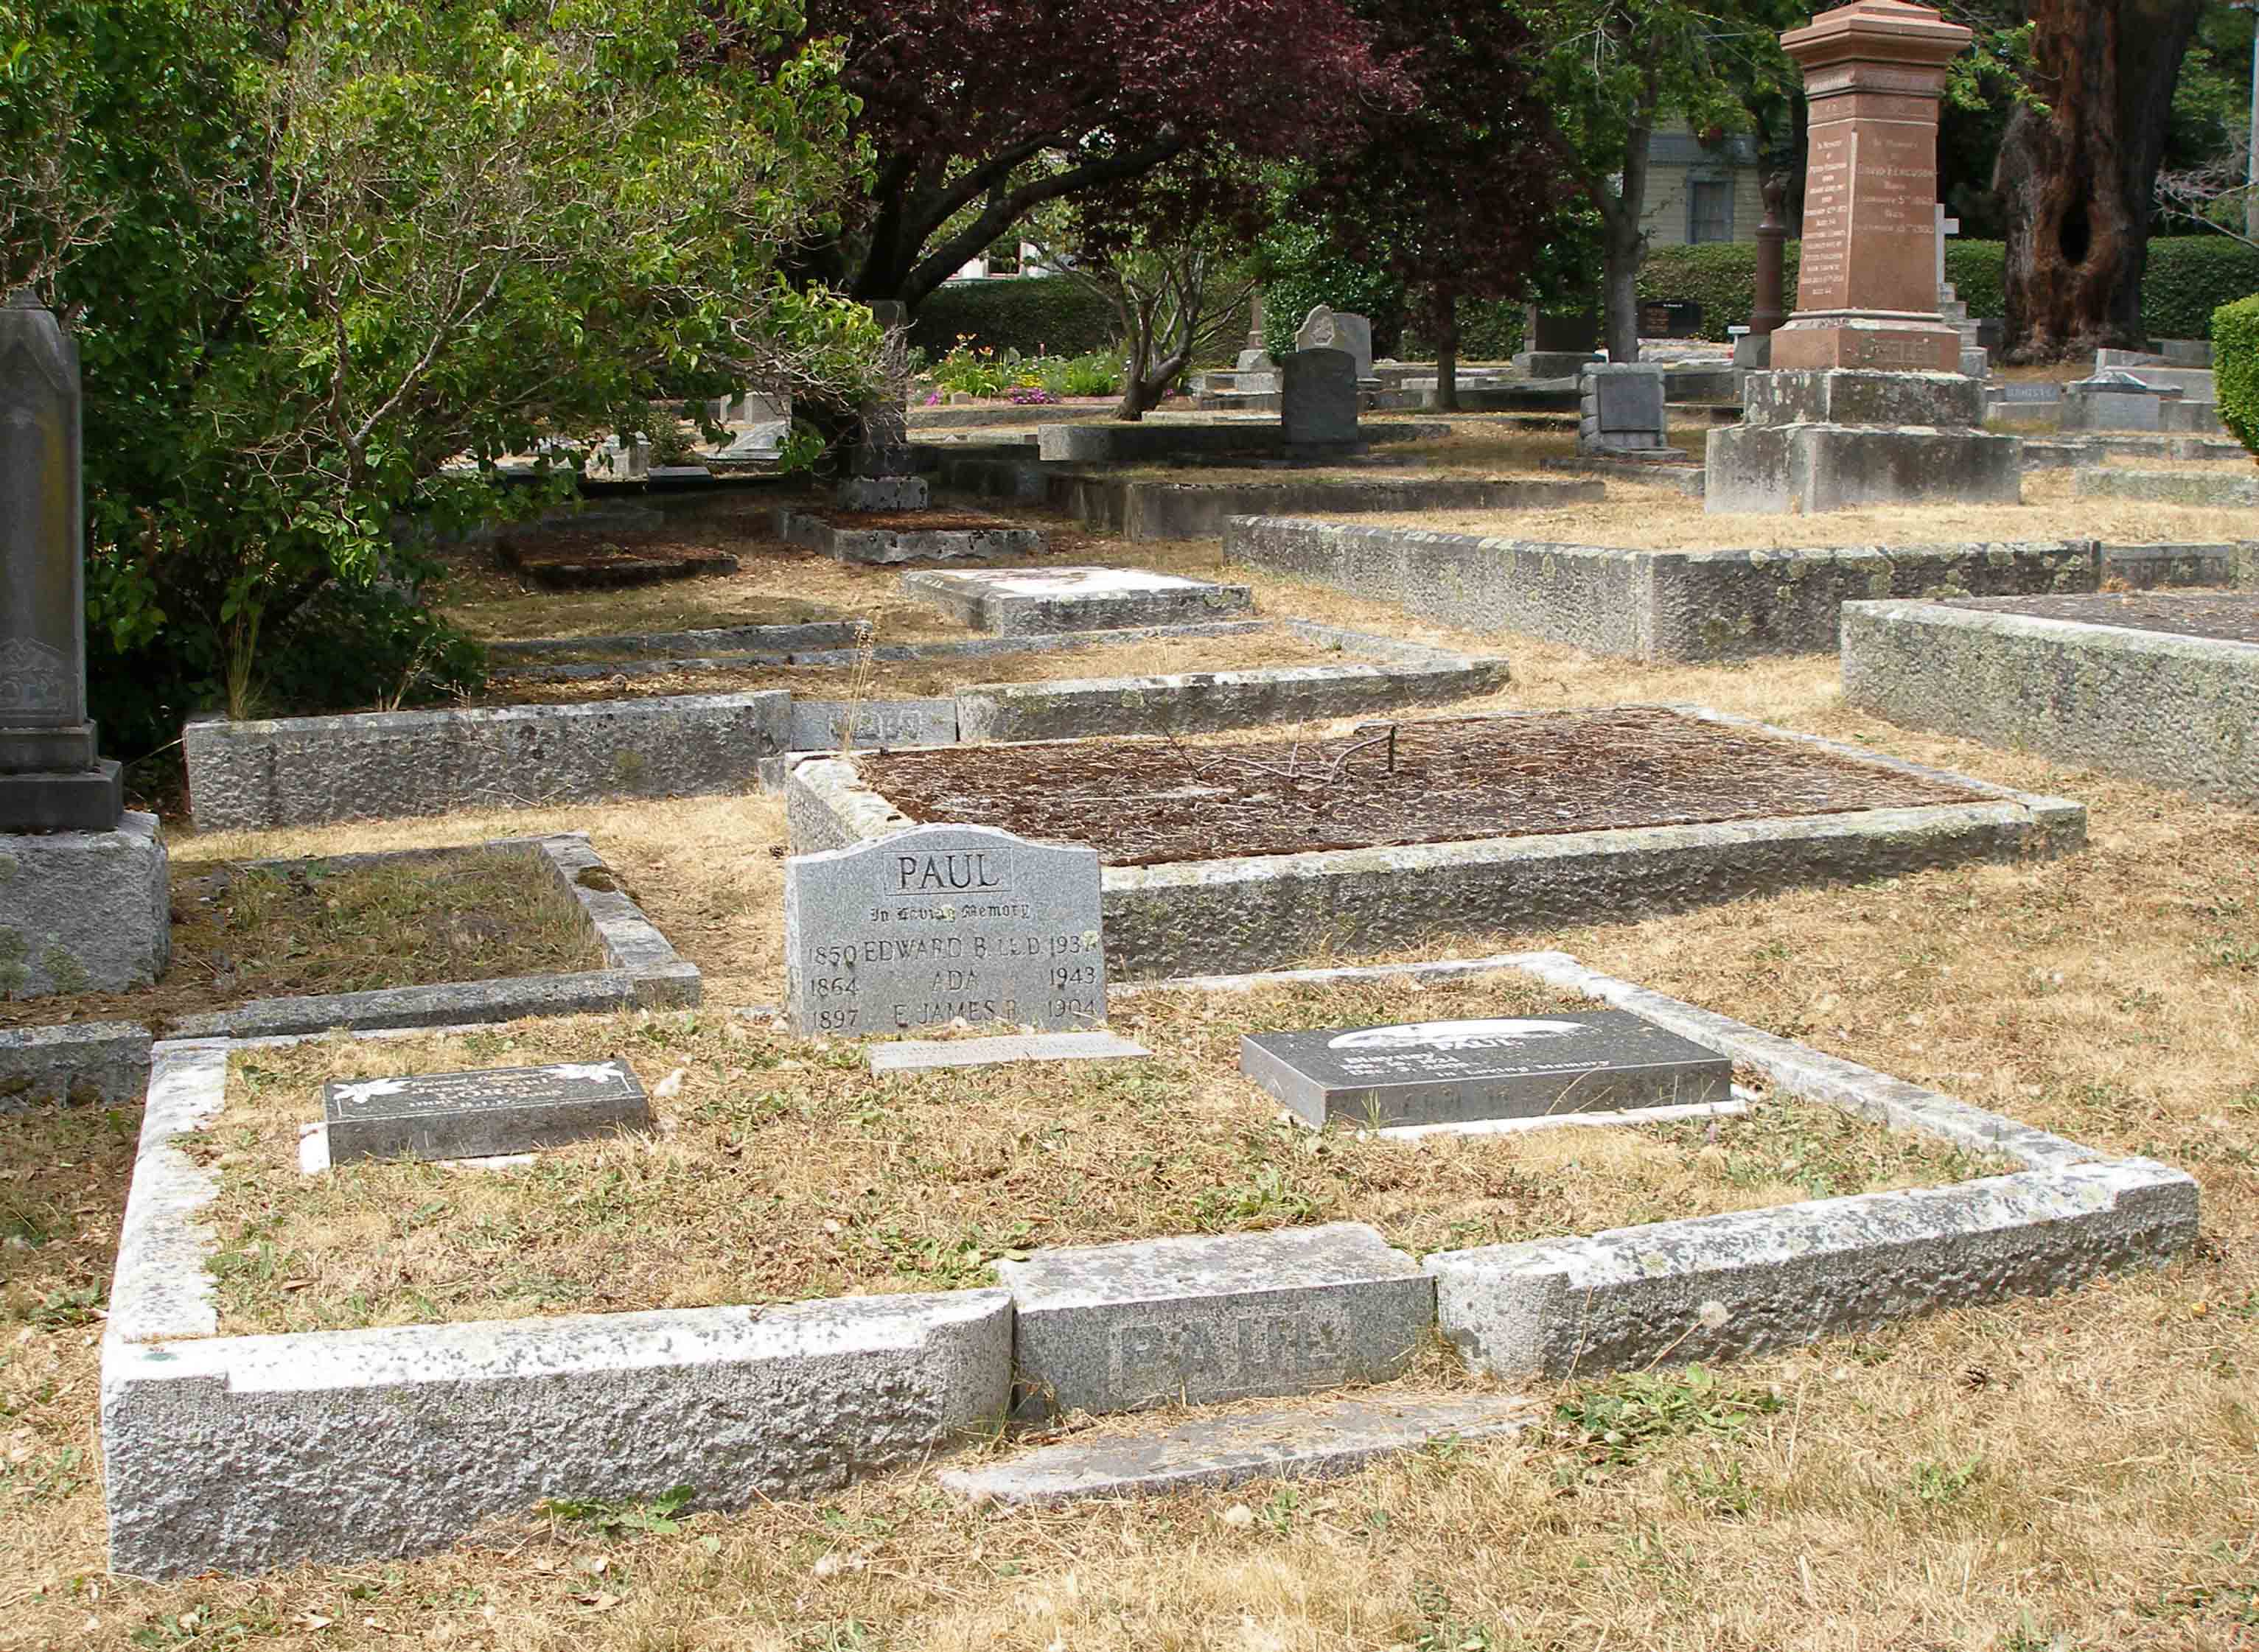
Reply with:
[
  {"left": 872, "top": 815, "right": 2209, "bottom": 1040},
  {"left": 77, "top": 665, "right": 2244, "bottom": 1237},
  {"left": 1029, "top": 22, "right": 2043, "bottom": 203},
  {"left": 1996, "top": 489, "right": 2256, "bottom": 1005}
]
[
  {"left": 1295, "top": 306, "right": 1376, "bottom": 384},
  {"left": 1, "top": 290, "right": 170, "bottom": 998},
  {"left": 2061, "top": 371, "right": 2171, "bottom": 432},
  {"left": 1281, "top": 348, "right": 1360, "bottom": 449},
  {"left": 839, "top": 301, "right": 929, "bottom": 513},
  {"left": 783, "top": 824, "right": 1104, "bottom": 1036},
  {"left": 1578, "top": 364, "right": 1669, "bottom": 455}
]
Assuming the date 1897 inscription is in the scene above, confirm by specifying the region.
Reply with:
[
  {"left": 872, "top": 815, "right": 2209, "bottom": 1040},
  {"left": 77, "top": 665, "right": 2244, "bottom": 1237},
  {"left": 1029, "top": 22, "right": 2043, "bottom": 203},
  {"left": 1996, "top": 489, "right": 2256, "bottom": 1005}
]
[{"left": 783, "top": 822, "right": 1106, "bottom": 1035}]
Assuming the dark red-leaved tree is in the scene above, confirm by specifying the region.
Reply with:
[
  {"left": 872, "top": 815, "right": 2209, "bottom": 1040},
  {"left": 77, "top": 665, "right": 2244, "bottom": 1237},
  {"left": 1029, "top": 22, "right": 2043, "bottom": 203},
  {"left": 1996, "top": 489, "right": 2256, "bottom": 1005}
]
[
  {"left": 795, "top": 0, "right": 1408, "bottom": 309},
  {"left": 1296, "top": 0, "right": 1570, "bottom": 408}
]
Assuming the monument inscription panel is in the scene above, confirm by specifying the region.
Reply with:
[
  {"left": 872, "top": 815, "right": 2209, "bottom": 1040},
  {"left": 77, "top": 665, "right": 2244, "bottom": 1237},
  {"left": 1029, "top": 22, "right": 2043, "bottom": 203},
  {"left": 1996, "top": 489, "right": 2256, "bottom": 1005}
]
[
  {"left": 784, "top": 823, "right": 1104, "bottom": 1035},
  {"left": 1242, "top": 1010, "right": 1731, "bottom": 1128},
  {"left": 322, "top": 1057, "right": 649, "bottom": 1163}
]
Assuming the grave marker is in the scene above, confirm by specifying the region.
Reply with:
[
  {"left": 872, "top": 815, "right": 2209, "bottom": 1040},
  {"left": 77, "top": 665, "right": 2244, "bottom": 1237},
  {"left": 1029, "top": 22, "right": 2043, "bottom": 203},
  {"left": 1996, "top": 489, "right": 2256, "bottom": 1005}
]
[
  {"left": 1281, "top": 348, "right": 1359, "bottom": 447},
  {"left": 322, "top": 1057, "right": 649, "bottom": 1163},
  {"left": 1241, "top": 1010, "right": 1731, "bottom": 1129},
  {"left": 783, "top": 823, "right": 1104, "bottom": 1035}
]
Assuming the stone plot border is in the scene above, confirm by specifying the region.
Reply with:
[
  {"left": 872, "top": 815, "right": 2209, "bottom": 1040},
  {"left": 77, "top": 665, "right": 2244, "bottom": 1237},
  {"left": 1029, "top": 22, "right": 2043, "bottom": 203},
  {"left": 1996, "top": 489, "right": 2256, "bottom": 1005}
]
[
  {"left": 0, "top": 1018, "right": 152, "bottom": 1111},
  {"left": 104, "top": 949, "right": 2193, "bottom": 1577},
  {"left": 184, "top": 691, "right": 791, "bottom": 832},
  {"left": 167, "top": 834, "right": 699, "bottom": 1040},
  {"left": 1225, "top": 515, "right": 2105, "bottom": 662},
  {"left": 786, "top": 704, "right": 2087, "bottom": 981},
  {"left": 486, "top": 620, "right": 871, "bottom": 663},
  {"left": 935, "top": 455, "right": 1598, "bottom": 542},
  {"left": 1843, "top": 598, "right": 2259, "bottom": 806}
]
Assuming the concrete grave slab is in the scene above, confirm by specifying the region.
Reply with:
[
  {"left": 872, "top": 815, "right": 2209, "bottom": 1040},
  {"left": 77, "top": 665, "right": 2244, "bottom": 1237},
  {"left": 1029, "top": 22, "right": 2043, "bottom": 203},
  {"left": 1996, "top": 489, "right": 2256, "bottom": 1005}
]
[
  {"left": 996, "top": 1222, "right": 1433, "bottom": 1417},
  {"left": 902, "top": 567, "right": 1254, "bottom": 636},
  {"left": 783, "top": 823, "right": 1105, "bottom": 1036},
  {"left": 1241, "top": 1009, "right": 1731, "bottom": 1129},
  {"left": 777, "top": 508, "right": 1044, "bottom": 567},
  {"left": 321, "top": 1057, "right": 649, "bottom": 1164},
  {"left": 868, "top": 1029, "right": 1150, "bottom": 1074},
  {"left": 940, "top": 1393, "right": 1535, "bottom": 1507}
]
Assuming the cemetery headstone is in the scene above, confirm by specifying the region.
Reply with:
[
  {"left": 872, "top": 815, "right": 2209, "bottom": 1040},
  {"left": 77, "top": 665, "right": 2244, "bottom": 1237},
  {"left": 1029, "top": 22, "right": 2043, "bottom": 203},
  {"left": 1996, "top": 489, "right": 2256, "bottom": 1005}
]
[
  {"left": 1280, "top": 348, "right": 1360, "bottom": 448},
  {"left": 839, "top": 301, "right": 930, "bottom": 512},
  {"left": 1578, "top": 363, "right": 1669, "bottom": 454},
  {"left": 1241, "top": 1011, "right": 1731, "bottom": 1129},
  {"left": 1294, "top": 306, "right": 1376, "bottom": 383},
  {"left": 783, "top": 824, "right": 1104, "bottom": 1036},
  {"left": 1236, "top": 293, "right": 1269, "bottom": 371},
  {"left": 0, "top": 289, "right": 170, "bottom": 997},
  {"left": 322, "top": 1058, "right": 651, "bottom": 1164},
  {"left": 588, "top": 434, "right": 649, "bottom": 483},
  {"left": 2061, "top": 372, "right": 2171, "bottom": 432}
]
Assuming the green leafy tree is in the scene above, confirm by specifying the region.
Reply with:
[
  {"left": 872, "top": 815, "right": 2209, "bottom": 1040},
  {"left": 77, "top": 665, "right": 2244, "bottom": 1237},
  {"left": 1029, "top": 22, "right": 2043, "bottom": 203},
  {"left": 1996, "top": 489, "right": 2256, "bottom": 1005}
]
[
  {"left": 4, "top": 0, "right": 879, "bottom": 762},
  {"left": 1515, "top": 0, "right": 1798, "bottom": 363}
]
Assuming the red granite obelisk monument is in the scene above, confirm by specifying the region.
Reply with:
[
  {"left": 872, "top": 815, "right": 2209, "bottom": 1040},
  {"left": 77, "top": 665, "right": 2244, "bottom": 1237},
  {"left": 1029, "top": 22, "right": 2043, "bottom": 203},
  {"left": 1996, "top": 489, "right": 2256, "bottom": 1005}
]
[
  {"left": 1705, "top": 0, "right": 2020, "bottom": 514},
  {"left": 1770, "top": 0, "right": 1969, "bottom": 373}
]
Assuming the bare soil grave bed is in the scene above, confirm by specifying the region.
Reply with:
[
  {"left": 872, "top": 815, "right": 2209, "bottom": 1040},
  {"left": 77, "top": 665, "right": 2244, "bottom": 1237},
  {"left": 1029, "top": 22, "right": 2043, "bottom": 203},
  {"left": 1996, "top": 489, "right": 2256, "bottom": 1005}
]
[
  {"left": 853, "top": 707, "right": 1992, "bottom": 867},
  {"left": 492, "top": 534, "right": 737, "bottom": 592},
  {"left": 0, "top": 847, "right": 596, "bottom": 1035},
  {"left": 191, "top": 975, "right": 2000, "bottom": 1337},
  {"left": 1946, "top": 589, "right": 2259, "bottom": 644},
  {"left": 479, "top": 626, "right": 1336, "bottom": 708}
]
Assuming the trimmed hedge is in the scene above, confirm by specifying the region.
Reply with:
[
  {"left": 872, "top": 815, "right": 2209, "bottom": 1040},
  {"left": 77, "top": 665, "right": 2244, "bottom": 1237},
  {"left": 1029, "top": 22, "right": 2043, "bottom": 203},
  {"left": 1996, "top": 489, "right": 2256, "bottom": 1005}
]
[
  {"left": 2145, "top": 239, "right": 2259, "bottom": 341},
  {"left": 2213, "top": 294, "right": 2259, "bottom": 457},
  {"left": 1637, "top": 236, "right": 2259, "bottom": 345},
  {"left": 909, "top": 279, "right": 1120, "bottom": 358}
]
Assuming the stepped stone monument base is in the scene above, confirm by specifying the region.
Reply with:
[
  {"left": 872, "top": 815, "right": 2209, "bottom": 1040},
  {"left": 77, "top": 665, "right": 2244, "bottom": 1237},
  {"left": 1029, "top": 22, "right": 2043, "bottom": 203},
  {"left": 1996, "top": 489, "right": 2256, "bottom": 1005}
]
[
  {"left": 1, "top": 812, "right": 170, "bottom": 998},
  {"left": 1706, "top": 368, "right": 2020, "bottom": 514}
]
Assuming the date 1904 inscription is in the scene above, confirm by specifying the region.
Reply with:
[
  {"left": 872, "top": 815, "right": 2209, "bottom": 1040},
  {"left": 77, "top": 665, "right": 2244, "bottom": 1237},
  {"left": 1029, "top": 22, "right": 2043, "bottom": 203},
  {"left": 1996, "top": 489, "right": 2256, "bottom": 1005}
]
[{"left": 783, "top": 822, "right": 1106, "bottom": 1036}]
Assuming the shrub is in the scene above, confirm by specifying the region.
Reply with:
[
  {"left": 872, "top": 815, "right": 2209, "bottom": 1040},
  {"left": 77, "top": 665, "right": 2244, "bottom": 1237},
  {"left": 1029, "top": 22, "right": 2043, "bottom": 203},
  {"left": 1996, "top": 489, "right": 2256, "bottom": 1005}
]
[
  {"left": 1050, "top": 351, "right": 1124, "bottom": 397},
  {"left": 2213, "top": 293, "right": 2259, "bottom": 456},
  {"left": 1403, "top": 298, "right": 1525, "bottom": 361},
  {"left": 2143, "top": 238, "right": 2259, "bottom": 341},
  {"left": 909, "top": 279, "right": 1121, "bottom": 357}
]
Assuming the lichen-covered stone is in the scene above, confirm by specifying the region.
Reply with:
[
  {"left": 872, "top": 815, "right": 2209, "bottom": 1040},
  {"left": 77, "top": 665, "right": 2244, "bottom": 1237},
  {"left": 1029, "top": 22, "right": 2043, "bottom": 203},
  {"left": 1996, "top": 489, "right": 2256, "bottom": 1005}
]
[
  {"left": 0, "top": 1019, "right": 151, "bottom": 1110},
  {"left": 0, "top": 813, "right": 169, "bottom": 997}
]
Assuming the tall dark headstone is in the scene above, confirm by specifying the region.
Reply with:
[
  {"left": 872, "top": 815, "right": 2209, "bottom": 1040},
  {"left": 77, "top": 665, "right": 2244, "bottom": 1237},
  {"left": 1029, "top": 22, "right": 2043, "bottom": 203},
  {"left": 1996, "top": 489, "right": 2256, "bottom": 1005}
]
[
  {"left": 1, "top": 290, "right": 121, "bottom": 830},
  {"left": 837, "top": 299, "right": 929, "bottom": 512}
]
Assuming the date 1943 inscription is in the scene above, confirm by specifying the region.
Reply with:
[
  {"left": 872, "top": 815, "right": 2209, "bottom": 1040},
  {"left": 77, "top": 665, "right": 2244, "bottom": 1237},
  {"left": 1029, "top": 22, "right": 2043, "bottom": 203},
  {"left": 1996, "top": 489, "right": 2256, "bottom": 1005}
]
[{"left": 783, "top": 822, "right": 1106, "bottom": 1036}]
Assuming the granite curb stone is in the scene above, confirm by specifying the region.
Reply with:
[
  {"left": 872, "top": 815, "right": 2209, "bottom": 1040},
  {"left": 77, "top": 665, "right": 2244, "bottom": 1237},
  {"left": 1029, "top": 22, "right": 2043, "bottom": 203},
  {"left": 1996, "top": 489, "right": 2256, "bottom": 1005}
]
[
  {"left": 0, "top": 811, "right": 170, "bottom": 996},
  {"left": 995, "top": 1223, "right": 1434, "bottom": 1416},
  {"left": 0, "top": 1018, "right": 153, "bottom": 1110}
]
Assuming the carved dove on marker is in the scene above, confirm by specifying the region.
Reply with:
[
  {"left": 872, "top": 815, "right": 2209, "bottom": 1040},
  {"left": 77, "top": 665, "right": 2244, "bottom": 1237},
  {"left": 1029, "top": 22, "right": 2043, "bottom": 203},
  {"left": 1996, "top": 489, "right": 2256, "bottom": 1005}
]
[{"left": 330, "top": 1077, "right": 413, "bottom": 1107}]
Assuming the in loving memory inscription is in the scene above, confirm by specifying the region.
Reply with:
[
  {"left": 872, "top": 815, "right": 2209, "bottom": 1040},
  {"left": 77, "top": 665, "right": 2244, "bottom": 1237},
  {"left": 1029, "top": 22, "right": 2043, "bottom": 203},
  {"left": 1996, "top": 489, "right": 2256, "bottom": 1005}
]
[{"left": 784, "top": 823, "right": 1105, "bottom": 1035}]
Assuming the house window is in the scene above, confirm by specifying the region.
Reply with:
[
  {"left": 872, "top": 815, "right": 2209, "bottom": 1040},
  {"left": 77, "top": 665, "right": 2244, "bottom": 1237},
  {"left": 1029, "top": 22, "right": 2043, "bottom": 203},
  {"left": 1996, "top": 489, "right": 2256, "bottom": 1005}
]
[{"left": 1689, "top": 180, "right": 1734, "bottom": 245}]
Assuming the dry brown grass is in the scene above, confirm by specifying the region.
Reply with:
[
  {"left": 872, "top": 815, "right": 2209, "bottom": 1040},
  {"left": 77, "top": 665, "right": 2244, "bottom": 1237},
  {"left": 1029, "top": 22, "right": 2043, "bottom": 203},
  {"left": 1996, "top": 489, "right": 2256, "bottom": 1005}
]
[
  {"left": 190, "top": 973, "right": 1992, "bottom": 1335},
  {"left": 0, "top": 848, "right": 598, "bottom": 1033},
  {"left": 1347, "top": 467, "right": 2259, "bottom": 550},
  {"left": 4, "top": 492, "right": 2257, "bottom": 1651},
  {"left": 478, "top": 626, "right": 1341, "bottom": 707}
]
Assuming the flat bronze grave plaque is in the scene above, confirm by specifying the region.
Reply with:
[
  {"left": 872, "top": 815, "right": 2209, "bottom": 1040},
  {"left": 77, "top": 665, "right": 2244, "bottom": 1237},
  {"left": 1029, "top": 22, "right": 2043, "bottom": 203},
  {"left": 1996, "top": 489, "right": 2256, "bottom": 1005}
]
[
  {"left": 1241, "top": 1011, "right": 1730, "bottom": 1129},
  {"left": 321, "top": 1058, "right": 649, "bottom": 1164}
]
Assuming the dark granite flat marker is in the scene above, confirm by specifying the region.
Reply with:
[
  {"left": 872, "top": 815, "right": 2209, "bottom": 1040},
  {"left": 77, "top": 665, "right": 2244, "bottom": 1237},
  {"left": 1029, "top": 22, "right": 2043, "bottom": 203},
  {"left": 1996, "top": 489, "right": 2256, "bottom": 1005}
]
[
  {"left": 322, "top": 1058, "right": 649, "bottom": 1164},
  {"left": 1241, "top": 1010, "right": 1730, "bottom": 1129}
]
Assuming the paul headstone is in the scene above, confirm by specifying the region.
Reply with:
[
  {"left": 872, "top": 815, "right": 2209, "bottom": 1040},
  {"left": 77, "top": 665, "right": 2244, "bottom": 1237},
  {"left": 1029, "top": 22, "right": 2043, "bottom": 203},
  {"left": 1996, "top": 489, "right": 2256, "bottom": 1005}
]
[
  {"left": 322, "top": 1058, "right": 650, "bottom": 1164},
  {"left": 1294, "top": 306, "right": 1376, "bottom": 383},
  {"left": 1280, "top": 348, "right": 1360, "bottom": 448},
  {"left": 1241, "top": 1012, "right": 1731, "bottom": 1129},
  {"left": 783, "top": 823, "right": 1104, "bottom": 1035},
  {"left": 1, "top": 290, "right": 170, "bottom": 998},
  {"left": 1578, "top": 364, "right": 1669, "bottom": 454}
]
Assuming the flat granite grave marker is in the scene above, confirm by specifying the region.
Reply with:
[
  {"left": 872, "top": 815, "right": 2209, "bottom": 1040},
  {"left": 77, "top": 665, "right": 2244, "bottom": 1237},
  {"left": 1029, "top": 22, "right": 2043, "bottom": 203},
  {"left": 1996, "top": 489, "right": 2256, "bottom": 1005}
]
[
  {"left": 1242, "top": 1011, "right": 1731, "bottom": 1128},
  {"left": 322, "top": 1058, "right": 649, "bottom": 1163},
  {"left": 901, "top": 567, "right": 1254, "bottom": 636},
  {"left": 784, "top": 823, "right": 1104, "bottom": 1036}
]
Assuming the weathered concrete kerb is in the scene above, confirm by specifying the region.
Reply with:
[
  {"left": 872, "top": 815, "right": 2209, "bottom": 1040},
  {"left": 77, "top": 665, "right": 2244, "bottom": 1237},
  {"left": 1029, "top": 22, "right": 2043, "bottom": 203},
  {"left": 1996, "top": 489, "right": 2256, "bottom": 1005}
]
[
  {"left": 786, "top": 706, "right": 2088, "bottom": 981},
  {"left": 1226, "top": 516, "right": 2100, "bottom": 661},
  {"left": 1843, "top": 598, "right": 2259, "bottom": 805},
  {"left": 105, "top": 948, "right": 2199, "bottom": 1569}
]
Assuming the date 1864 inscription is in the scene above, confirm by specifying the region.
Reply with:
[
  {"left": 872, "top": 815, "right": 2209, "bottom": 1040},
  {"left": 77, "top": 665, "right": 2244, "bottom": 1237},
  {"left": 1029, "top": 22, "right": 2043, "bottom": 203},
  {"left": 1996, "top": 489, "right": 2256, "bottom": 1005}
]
[{"left": 783, "top": 823, "right": 1105, "bottom": 1035}]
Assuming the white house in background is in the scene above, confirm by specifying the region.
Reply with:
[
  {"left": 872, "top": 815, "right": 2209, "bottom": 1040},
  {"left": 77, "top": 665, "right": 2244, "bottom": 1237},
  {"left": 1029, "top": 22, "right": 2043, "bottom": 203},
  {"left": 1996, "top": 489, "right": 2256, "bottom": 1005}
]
[
  {"left": 946, "top": 240, "right": 1058, "bottom": 282},
  {"left": 1638, "top": 120, "right": 1766, "bottom": 247}
]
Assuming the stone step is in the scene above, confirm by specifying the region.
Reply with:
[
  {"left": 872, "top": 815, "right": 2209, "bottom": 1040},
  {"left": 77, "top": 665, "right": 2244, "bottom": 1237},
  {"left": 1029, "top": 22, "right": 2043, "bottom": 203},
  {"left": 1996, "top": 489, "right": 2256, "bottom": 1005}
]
[
  {"left": 939, "top": 1392, "right": 1534, "bottom": 1507},
  {"left": 994, "top": 1222, "right": 1434, "bottom": 1418}
]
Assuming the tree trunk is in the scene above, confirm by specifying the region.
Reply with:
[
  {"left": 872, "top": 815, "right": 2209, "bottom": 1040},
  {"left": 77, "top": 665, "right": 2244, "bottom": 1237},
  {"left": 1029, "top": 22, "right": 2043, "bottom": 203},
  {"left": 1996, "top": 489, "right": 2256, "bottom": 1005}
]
[
  {"left": 1429, "top": 286, "right": 1461, "bottom": 412},
  {"left": 1596, "top": 111, "right": 1654, "bottom": 363},
  {"left": 1994, "top": 0, "right": 2204, "bottom": 362}
]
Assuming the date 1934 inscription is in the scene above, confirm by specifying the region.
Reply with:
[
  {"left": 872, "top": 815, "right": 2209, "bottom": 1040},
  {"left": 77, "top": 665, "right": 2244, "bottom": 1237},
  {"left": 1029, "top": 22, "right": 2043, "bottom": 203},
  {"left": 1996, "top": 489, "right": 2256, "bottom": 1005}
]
[{"left": 784, "top": 823, "right": 1106, "bottom": 1036}]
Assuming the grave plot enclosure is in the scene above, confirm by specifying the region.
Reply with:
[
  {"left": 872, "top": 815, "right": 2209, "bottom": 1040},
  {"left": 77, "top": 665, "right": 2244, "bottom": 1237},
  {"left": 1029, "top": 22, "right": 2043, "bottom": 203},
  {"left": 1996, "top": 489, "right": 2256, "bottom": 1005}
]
[
  {"left": 1226, "top": 516, "right": 2101, "bottom": 661},
  {"left": 1843, "top": 593, "right": 2259, "bottom": 805},
  {"left": 788, "top": 706, "right": 2086, "bottom": 978}
]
